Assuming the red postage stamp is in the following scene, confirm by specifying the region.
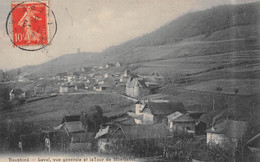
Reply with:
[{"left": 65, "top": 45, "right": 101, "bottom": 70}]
[{"left": 11, "top": 1, "right": 48, "bottom": 46}]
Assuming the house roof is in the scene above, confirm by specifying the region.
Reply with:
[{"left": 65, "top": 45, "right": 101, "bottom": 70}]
[
  {"left": 95, "top": 124, "right": 121, "bottom": 139},
  {"left": 62, "top": 115, "right": 81, "bottom": 123},
  {"left": 167, "top": 111, "right": 194, "bottom": 122},
  {"left": 127, "top": 112, "right": 143, "bottom": 120},
  {"left": 127, "top": 77, "right": 147, "bottom": 88},
  {"left": 167, "top": 111, "right": 183, "bottom": 120},
  {"left": 112, "top": 114, "right": 136, "bottom": 125},
  {"left": 71, "top": 132, "right": 95, "bottom": 143},
  {"left": 135, "top": 100, "right": 145, "bottom": 105},
  {"left": 95, "top": 126, "right": 109, "bottom": 139},
  {"left": 147, "top": 102, "right": 186, "bottom": 115},
  {"left": 121, "top": 124, "right": 170, "bottom": 140},
  {"left": 64, "top": 121, "right": 85, "bottom": 133},
  {"left": 206, "top": 120, "right": 247, "bottom": 139},
  {"left": 198, "top": 109, "right": 223, "bottom": 125}
]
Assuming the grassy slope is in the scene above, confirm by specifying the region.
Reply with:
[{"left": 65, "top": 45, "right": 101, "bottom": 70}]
[{"left": 2, "top": 94, "right": 134, "bottom": 130}]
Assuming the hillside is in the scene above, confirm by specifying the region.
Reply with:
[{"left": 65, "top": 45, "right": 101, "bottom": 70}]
[
  {"left": 20, "top": 52, "right": 100, "bottom": 77},
  {"left": 19, "top": 2, "right": 260, "bottom": 78},
  {"left": 102, "top": 2, "right": 259, "bottom": 63}
]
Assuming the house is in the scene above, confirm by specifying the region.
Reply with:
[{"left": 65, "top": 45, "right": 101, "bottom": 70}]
[
  {"left": 99, "top": 66, "right": 103, "bottom": 69},
  {"left": 206, "top": 120, "right": 247, "bottom": 147},
  {"left": 54, "top": 115, "right": 95, "bottom": 151},
  {"left": 74, "top": 83, "right": 85, "bottom": 91},
  {"left": 69, "top": 81, "right": 85, "bottom": 91},
  {"left": 9, "top": 88, "right": 26, "bottom": 101},
  {"left": 79, "top": 74, "right": 88, "bottom": 80},
  {"left": 34, "top": 84, "right": 46, "bottom": 94},
  {"left": 60, "top": 85, "right": 69, "bottom": 93},
  {"left": 104, "top": 73, "right": 109, "bottom": 79},
  {"left": 130, "top": 100, "right": 186, "bottom": 125},
  {"left": 98, "top": 80, "right": 105, "bottom": 85},
  {"left": 94, "top": 85, "right": 107, "bottom": 92},
  {"left": 126, "top": 77, "right": 150, "bottom": 98},
  {"left": 67, "top": 75, "right": 73, "bottom": 82},
  {"left": 167, "top": 111, "right": 195, "bottom": 134},
  {"left": 120, "top": 75, "right": 127, "bottom": 83},
  {"left": 186, "top": 104, "right": 210, "bottom": 120},
  {"left": 105, "top": 63, "right": 114, "bottom": 69},
  {"left": 114, "top": 72, "right": 121, "bottom": 77},
  {"left": 18, "top": 73, "right": 30, "bottom": 82},
  {"left": 95, "top": 123, "right": 170, "bottom": 153},
  {"left": 115, "top": 62, "right": 121, "bottom": 67},
  {"left": 63, "top": 121, "right": 85, "bottom": 136},
  {"left": 151, "top": 73, "right": 164, "bottom": 83},
  {"left": 196, "top": 109, "right": 226, "bottom": 135}
]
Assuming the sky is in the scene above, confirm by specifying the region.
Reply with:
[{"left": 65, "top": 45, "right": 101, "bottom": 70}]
[{"left": 0, "top": 0, "right": 259, "bottom": 70}]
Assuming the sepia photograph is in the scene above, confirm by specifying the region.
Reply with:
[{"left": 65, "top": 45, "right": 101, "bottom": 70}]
[{"left": 0, "top": 0, "right": 260, "bottom": 161}]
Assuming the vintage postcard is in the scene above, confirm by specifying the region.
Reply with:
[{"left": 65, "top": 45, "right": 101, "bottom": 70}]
[{"left": 0, "top": 0, "right": 259, "bottom": 161}]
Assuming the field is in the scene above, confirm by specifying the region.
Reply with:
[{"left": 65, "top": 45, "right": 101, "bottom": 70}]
[
  {"left": 1, "top": 93, "right": 134, "bottom": 130},
  {"left": 186, "top": 79, "right": 260, "bottom": 96},
  {"left": 132, "top": 42, "right": 260, "bottom": 75}
]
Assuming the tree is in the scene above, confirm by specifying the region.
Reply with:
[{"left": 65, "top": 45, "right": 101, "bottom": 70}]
[
  {"left": 190, "top": 141, "right": 236, "bottom": 162},
  {"left": 80, "top": 105, "right": 103, "bottom": 132},
  {"left": 158, "top": 132, "right": 193, "bottom": 160}
]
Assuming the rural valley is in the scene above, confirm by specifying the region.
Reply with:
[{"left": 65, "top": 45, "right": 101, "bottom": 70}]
[{"left": 0, "top": 1, "right": 260, "bottom": 162}]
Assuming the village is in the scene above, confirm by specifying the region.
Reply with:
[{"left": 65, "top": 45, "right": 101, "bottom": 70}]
[{"left": 1, "top": 59, "right": 259, "bottom": 162}]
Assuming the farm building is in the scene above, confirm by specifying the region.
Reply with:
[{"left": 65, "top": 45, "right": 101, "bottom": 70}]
[
  {"left": 126, "top": 77, "right": 150, "bottom": 98},
  {"left": 206, "top": 120, "right": 247, "bottom": 148},
  {"left": 9, "top": 88, "right": 26, "bottom": 101},
  {"left": 95, "top": 123, "right": 170, "bottom": 153},
  {"left": 167, "top": 111, "right": 195, "bottom": 134},
  {"left": 130, "top": 100, "right": 186, "bottom": 125}
]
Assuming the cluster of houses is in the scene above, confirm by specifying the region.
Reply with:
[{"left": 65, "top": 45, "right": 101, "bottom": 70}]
[
  {"left": 9, "top": 60, "right": 166, "bottom": 103},
  {"left": 8, "top": 62, "right": 259, "bottom": 159},
  {"left": 55, "top": 62, "right": 125, "bottom": 94},
  {"left": 47, "top": 97, "right": 250, "bottom": 155}
]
